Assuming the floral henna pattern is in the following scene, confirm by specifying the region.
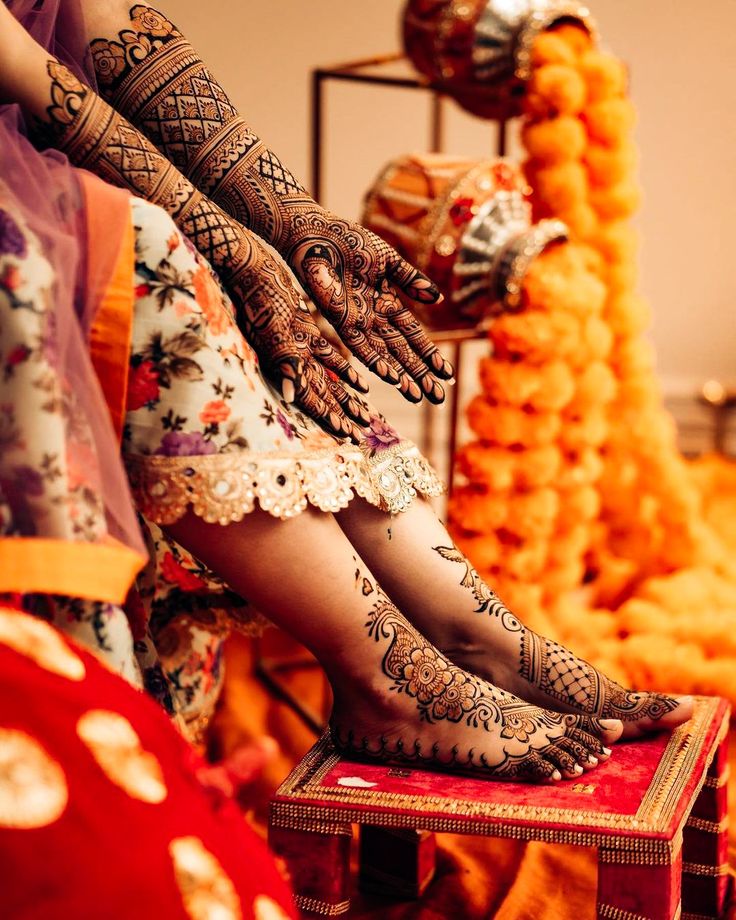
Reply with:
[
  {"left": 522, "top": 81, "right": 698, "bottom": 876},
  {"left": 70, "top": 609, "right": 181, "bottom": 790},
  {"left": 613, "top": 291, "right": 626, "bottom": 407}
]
[
  {"left": 88, "top": 7, "right": 454, "bottom": 397},
  {"left": 340, "top": 582, "right": 604, "bottom": 781},
  {"left": 434, "top": 543, "right": 679, "bottom": 726}
]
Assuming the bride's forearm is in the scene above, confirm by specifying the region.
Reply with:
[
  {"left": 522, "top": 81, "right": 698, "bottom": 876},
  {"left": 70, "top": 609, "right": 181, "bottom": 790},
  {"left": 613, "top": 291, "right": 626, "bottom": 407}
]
[
  {"left": 78, "top": 1, "right": 319, "bottom": 250},
  {"left": 0, "top": 10, "right": 253, "bottom": 283}
]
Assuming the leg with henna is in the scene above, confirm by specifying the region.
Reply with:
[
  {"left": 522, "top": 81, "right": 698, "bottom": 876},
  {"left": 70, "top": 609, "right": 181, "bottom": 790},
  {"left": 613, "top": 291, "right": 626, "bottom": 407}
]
[
  {"left": 165, "top": 506, "right": 621, "bottom": 782},
  {"left": 335, "top": 497, "right": 693, "bottom": 738}
]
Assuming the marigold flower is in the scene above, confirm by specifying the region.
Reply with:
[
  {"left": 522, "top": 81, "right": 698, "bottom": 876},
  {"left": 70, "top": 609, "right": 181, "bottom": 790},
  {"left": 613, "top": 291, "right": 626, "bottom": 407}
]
[
  {"left": 584, "top": 141, "right": 637, "bottom": 185},
  {"left": 589, "top": 180, "right": 641, "bottom": 220},
  {"left": 531, "top": 31, "right": 577, "bottom": 68},
  {"left": 522, "top": 116, "right": 586, "bottom": 164},
  {"left": 579, "top": 50, "right": 628, "bottom": 102},
  {"left": 583, "top": 98, "right": 636, "bottom": 145},
  {"left": 534, "top": 162, "right": 588, "bottom": 212},
  {"left": 527, "top": 64, "right": 586, "bottom": 116}
]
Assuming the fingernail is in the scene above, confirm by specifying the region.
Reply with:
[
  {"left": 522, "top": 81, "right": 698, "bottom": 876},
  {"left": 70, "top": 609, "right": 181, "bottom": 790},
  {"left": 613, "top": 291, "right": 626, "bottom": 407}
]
[
  {"left": 603, "top": 747, "right": 612, "bottom": 756},
  {"left": 447, "top": 376, "right": 457, "bottom": 386},
  {"left": 281, "top": 379, "right": 296, "bottom": 403},
  {"left": 430, "top": 382, "right": 445, "bottom": 403}
]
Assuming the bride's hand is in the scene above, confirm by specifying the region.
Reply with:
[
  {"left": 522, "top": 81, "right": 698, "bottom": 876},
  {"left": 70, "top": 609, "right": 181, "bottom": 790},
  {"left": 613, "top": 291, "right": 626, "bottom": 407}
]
[
  {"left": 227, "top": 239, "right": 370, "bottom": 442},
  {"left": 286, "top": 210, "right": 454, "bottom": 404}
]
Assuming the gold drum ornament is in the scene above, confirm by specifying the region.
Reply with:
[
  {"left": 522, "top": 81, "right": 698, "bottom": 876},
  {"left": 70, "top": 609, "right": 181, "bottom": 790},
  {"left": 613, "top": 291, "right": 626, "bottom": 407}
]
[
  {"left": 403, "top": 0, "right": 596, "bottom": 118},
  {"left": 362, "top": 152, "right": 567, "bottom": 329}
]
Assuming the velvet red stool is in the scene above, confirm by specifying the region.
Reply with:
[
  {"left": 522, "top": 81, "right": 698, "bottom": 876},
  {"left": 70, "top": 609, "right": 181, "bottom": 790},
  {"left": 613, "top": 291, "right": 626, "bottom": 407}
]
[{"left": 268, "top": 697, "right": 730, "bottom": 919}]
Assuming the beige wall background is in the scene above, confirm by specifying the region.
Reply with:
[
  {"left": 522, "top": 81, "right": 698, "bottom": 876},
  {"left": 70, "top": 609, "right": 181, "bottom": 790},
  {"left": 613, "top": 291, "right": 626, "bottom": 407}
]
[{"left": 171, "top": 0, "right": 735, "bottom": 411}]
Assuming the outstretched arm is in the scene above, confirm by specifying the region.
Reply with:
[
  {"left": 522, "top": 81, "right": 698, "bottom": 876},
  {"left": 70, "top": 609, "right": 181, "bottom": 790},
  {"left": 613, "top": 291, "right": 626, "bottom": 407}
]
[
  {"left": 79, "top": 2, "right": 454, "bottom": 402},
  {"left": 0, "top": 3, "right": 367, "bottom": 440}
]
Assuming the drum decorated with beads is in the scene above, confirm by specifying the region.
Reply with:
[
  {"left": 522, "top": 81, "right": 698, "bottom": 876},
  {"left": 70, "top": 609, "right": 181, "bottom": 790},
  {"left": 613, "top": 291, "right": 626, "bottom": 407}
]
[
  {"left": 362, "top": 152, "right": 567, "bottom": 329},
  {"left": 403, "top": 0, "right": 596, "bottom": 118}
]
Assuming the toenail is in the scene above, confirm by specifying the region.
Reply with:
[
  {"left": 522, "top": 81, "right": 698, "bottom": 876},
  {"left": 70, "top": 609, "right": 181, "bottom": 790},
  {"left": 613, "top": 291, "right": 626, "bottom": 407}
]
[
  {"left": 587, "top": 756, "right": 598, "bottom": 765},
  {"left": 574, "top": 765, "right": 583, "bottom": 775},
  {"left": 600, "top": 719, "right": 621, "bottom": 730},
  {"left": 603, "top": 747, "right": 612, "bottom": 756},
  {"left": 552, "top": 770, "right": 562, "bottom": 781}
]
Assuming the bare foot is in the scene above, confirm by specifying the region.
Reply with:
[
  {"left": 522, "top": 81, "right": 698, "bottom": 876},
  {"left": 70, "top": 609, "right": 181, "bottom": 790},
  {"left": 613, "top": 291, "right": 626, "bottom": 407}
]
[
  {"left": 429, "top": 546, "right": 694, "bottom": 739},
  {"left": 330, "top": 591, "right": 622, "bottom": 782}
]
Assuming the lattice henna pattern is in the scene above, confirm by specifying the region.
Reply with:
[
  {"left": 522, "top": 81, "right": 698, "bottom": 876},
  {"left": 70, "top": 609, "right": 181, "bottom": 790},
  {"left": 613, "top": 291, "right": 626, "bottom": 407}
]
[
  {"left": 433, "top": 543, "right": 680, "bottom": 725},
  {"left": 37, "top": 61, "right": 367, "bottom": 440},
  {"left": 519, "top": 631, "right": 680, "bottom": 723},
  {"left": 91, "top": 7, "right": 308, "bottom": 247}
]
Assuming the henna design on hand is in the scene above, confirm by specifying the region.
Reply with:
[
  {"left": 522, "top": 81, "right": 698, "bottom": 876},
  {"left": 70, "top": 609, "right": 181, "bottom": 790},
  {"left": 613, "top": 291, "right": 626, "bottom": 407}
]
[
  {"left": 89, "top": 5, "right": 310, "bottom": 246},
  {"left": 433, "top": 542, "right": 680, "bottom": 725},
  {"left": 36, "top": 61, "right": 366, "bottom": 440},
  {"left": 87, "top": 6, "right": 455, "bottom": 398},
  {"left": 290, "top": 218, "right": 453, "bottom": 399}
]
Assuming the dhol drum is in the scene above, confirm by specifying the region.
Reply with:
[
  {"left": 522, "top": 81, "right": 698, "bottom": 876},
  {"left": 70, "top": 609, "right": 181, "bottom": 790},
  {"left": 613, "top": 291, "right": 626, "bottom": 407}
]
[
  {"left": 362, "top": 153, "right": 567, "bottom": 330},
  {"left": 402, "top": 0, "right": 596, "bottom": 118}
]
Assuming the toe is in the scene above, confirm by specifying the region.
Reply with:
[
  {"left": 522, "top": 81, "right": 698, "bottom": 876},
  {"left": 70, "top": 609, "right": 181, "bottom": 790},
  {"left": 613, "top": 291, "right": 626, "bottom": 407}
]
[
  {"left": 567, "top": 726, "right": 612, "bottom": 761},
  {"left": 545, "top": 743, "right": 584, "bottom": 779},
  {"left": 557, "top": 737, "right": 598, "bottom": 772},
  {"left": 567, "top": 714, "right": 623, "bottom": 746},
  {"left": 619, "top": 695, "right": 695, "bottom": 739},
  {"left": 522, "top": 752, "right": 561, "bottom": 784}
]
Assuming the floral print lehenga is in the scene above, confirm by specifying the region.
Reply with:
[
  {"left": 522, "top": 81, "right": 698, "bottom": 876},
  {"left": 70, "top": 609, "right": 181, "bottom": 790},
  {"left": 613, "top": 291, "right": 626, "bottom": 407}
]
[{"left": 0, "top": 186, "right": 443, "bottom": 740}]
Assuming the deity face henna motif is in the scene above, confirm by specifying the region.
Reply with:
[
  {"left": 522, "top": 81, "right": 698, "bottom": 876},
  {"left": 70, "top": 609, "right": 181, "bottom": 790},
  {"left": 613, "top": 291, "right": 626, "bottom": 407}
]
[
  {"left": 433, "top": 543, "right": 680, "bottom": 726},
  {"left": 332, "top": 575, "right": 605, "bottom": 781},
  {"left": 289, "top": 215, "right": 452, "bottom": 401},
  {"left": 36, "top": 61, "right": 364, "bottom": 441}
]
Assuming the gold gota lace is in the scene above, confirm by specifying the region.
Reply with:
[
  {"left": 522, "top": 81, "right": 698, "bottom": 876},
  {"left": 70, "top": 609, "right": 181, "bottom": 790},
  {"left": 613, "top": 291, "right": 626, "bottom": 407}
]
[{"left": 125, "top": 442, "right": 444, "bottom": 525}]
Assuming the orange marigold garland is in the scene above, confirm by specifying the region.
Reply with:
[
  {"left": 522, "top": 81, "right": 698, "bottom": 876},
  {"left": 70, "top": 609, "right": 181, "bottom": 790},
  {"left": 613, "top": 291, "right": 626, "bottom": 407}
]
[{"left": 449, "top": 21, "right": 736, "bottom": 707}]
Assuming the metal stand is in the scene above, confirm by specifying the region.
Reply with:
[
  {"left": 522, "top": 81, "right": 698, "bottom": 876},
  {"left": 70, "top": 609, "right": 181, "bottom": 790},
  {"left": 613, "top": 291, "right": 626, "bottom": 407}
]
[{"left": 254, "top": 54, "right": 507, "bottom": 734}]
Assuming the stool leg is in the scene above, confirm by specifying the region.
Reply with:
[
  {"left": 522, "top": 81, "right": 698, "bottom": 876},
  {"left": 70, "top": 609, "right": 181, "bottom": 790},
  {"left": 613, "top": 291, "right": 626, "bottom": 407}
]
[
  {"left": 682, "top": 734, "right": 730, "bottom": 918},
  {"left": 268, "top": 824, "right": 352, "bottom": 916},
  {"left": 359, "top": 826, "right": 437, "bottom": 899},
  {"left": 596, "top": 846, "right": 682, "bottom": 920}
]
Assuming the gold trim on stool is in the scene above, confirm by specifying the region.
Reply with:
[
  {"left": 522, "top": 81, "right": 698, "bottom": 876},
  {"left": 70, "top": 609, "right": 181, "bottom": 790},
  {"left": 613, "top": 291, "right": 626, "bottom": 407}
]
[
  {"left": 681, "top": 860, "right": 728, "bottom": 877},
  {"left": 703, "top": 765, "right": 729, "bottom": 789},
  {"left": 294, "top": 894, "right": 351, "bottom": 916},
  {"left": 597, "top": 904, "right": 649, "bottom": 920},
  {"left": 684, "top": 815, "right": 729, "bottom": 834},
  {"left": 271, "top": 699, "right": 726, "bottom": 859}
]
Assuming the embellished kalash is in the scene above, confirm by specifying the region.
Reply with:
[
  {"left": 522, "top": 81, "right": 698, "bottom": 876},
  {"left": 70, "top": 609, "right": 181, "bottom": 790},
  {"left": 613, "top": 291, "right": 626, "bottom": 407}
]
[{"left": 269, "top": 697, "right": 730, "bottom": 918}]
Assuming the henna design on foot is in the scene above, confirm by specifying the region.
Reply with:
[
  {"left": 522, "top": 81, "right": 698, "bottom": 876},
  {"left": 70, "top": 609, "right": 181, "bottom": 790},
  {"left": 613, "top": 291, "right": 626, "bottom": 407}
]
[
  {"left": 331, "top": 581, "right": 614, "bottom": 782},
  {"left": 432, "top": 543, "right": 683, "bottom": 733}
]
